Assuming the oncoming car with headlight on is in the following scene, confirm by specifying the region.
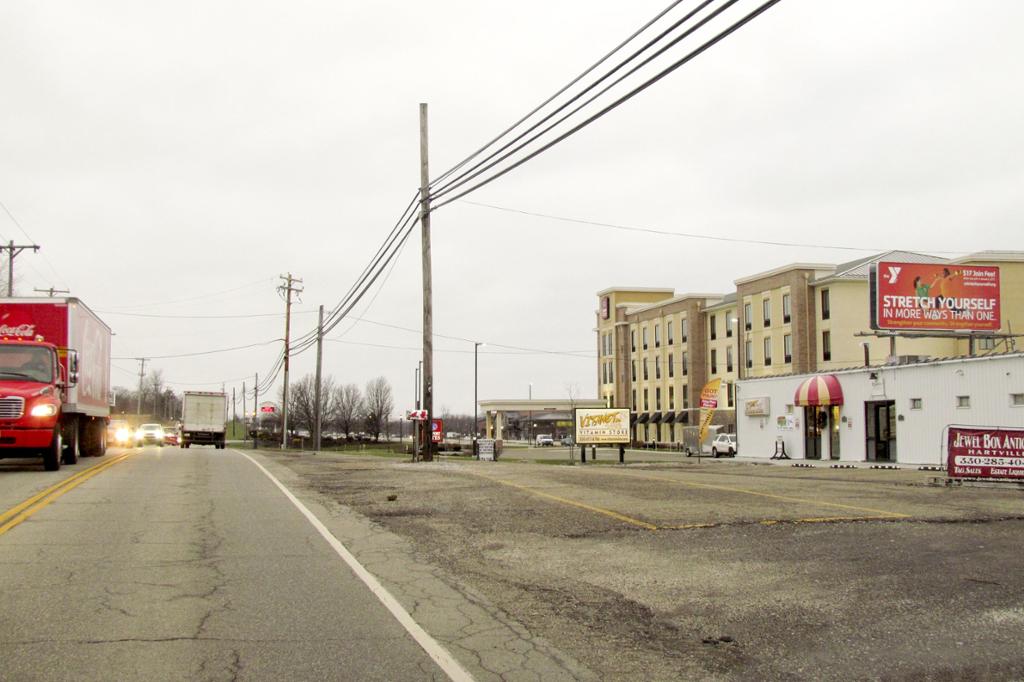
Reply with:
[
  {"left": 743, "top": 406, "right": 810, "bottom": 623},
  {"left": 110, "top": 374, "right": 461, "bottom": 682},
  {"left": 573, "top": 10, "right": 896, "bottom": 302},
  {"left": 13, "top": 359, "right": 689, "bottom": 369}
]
[
  {"left": 107, "top": 419, "right": 133, "bottom": 446},
  {"left": 135, "top": 423, "right": 165, "bottom": 446}
]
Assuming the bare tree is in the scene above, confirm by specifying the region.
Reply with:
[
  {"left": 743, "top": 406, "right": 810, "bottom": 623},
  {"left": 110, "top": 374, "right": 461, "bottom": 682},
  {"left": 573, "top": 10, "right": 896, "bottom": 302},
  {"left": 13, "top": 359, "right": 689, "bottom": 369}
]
[
  {"left": 145, "top": 369, "right": 165, "bottom": 416},
  {"left": 286, "top": 374, "right": 338, "bottom": 435},
  {"left": 333, "top": 383, "right": 363, "bottom": 439},
  {"left": 363, "top": 376, "right": 394, "bottom": 441}
]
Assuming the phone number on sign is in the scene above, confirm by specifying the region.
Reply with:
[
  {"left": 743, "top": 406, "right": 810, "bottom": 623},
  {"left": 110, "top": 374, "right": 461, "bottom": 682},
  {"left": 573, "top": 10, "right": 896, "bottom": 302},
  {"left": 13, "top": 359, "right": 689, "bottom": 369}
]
[{"left": 953, "top": 455, "right": 1024, "bottom": 468}]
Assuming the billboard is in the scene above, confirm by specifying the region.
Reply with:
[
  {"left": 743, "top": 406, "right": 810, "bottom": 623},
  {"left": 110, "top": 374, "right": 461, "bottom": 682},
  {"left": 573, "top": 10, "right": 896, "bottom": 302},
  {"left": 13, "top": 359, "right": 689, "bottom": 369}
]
[
  {"left": 574, "top": 407, "right": 629, "bottom": 444},
  {"left": 947, "top": 426, "right": 1024, "bottom": 480},
  {"left": 870, "top": 262, "right": 1001, "bottom": 332}
]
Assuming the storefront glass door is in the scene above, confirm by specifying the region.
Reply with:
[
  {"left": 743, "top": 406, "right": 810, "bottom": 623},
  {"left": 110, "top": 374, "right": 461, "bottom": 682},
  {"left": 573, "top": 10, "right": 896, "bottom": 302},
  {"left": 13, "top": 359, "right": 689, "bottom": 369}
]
[{"left": 865, "top": 401, "right": 897, "bottom": 462}]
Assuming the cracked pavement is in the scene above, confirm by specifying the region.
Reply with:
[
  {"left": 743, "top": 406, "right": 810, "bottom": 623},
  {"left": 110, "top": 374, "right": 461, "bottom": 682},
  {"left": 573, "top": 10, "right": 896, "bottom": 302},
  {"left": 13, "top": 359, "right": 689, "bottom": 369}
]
[{"left": 0, "top": 447, "right": 458, "bottom": 680}]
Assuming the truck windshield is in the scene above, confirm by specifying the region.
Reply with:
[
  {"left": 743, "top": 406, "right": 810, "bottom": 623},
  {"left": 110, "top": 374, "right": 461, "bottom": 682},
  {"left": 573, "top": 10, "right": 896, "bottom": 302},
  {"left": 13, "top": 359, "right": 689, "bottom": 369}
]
[{"left": 0, "top": 346, "right": 54, "bottom": 383}]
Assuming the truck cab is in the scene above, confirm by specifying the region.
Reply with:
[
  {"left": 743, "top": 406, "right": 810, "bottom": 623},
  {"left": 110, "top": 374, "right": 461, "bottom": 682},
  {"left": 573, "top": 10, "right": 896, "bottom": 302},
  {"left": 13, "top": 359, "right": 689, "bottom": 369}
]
[{"left": 0, "top": 341, "right": 73, "bottom": 470}]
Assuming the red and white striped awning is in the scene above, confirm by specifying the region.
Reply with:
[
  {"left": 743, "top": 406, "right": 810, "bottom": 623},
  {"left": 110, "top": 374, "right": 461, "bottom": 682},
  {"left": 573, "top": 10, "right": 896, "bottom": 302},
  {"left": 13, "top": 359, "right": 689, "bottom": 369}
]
[{"left": 794, "top": 374, "right": 844, "bottom": 406}]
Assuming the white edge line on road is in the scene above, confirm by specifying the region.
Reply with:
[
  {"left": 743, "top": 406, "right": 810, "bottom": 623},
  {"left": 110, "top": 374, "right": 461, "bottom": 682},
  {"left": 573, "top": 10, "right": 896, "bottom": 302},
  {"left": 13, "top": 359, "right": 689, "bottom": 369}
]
[{"left": 238, "top": 451, "right": 475, "bottom": 682}]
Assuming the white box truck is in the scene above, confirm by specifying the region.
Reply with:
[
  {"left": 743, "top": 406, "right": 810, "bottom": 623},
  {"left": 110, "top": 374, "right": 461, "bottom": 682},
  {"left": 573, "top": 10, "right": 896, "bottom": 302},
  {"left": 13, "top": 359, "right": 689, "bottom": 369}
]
[{"left": 181, "top": 391, "right": 226, "bottom": 449}]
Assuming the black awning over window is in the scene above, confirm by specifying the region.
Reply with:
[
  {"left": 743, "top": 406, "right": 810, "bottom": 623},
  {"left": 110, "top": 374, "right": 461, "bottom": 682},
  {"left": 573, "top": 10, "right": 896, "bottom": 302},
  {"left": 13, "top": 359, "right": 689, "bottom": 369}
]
[
  {"left": 663, "top": 412, "right": 676, "bottom": 424},
  {"left": 630, "top": 413, "right": 638, "bottom": 425},
  {"left": 650, "top": 412, "right": 662, "bottom": 423},
  {"left": 637, "top": 413, "right": 650, "bottom": 424}
]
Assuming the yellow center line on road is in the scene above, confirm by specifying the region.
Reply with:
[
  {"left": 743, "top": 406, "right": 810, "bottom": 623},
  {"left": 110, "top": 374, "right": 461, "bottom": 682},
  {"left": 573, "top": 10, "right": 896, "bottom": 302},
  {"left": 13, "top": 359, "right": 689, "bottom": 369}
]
[
  {"left": 468, "top": 471, "right": 659, "bottom": 530},
  {"left": 0, "top": 452, "right": 135, "bottom": 537},
  {"left": 611, "top": 471, "right": 911, "bottom": 520}
]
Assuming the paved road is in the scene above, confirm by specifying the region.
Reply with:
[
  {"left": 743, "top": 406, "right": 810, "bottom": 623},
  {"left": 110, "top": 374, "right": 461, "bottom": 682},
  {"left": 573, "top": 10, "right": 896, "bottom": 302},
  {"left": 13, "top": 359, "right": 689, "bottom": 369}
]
[{"left": 0, "top": 446, "right": 454, "bottom": 681}]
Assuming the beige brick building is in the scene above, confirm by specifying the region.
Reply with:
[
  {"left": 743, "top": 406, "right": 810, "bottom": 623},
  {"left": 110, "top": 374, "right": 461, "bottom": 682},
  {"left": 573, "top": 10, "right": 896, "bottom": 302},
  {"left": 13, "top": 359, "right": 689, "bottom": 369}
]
[{"left": 597, "top": 251, "right": 1024, "bottom": 445}]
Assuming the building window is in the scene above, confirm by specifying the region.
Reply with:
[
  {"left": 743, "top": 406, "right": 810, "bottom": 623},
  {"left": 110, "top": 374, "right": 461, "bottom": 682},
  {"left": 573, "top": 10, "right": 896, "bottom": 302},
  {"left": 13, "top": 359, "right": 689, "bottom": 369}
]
[
  {"left": 727, "top": 383, "right": 734, "bottom": 408},
  {"left": 822, "top": 331, "right": 831, "bottom": 362},
  {"left": 643, "top": 389, "right": 649, "bottom": 411},
  {"left": 763, "top": 337, "right": 772, "bottom": 366},
  {"left": 667, "top": 322, "right": 674, "bottom": 345},
  {"left": 643, "top": 358, "right": 648, "bottom": 380},
  {"left": 642, "top": 326, "right": 648, "bottom": 350},
  {"left": 783, "top": 293, "right": 791, "bottom": 324},
  {"left": 681, "top": 318, "right": 688, "bottom": 343},
  {"left": 655, "top": 356, "right": 661, "bottom": 380},
  {"left": 910, "top": 398, "right": 923, "bottom": 410},
  {"left": 631, "top": 360, "right": 636, "bottom": 382},
  {"left": 821, "top": 289, "right": 831, "bottom": 320},
  {"left": 784, "top": 334, "right": 792, "bottom": 364},
  {"left": 726, "top": 346, "right": 734, "bottom": 373},
  {"left": 681, "top": 351, "right": 688, "bottom": 376},
  {"left": 710, "top": 349, "right": 718, "bottom": 375},
  {"left": 709, "top": 314, "right": 717, "bottom": 340},
  {"left": 682, "top": 384, "right": 689, "bottom": 409},
  {"left": 726, "top": 315, "right": 734, "bottom": 338},
  {"left": 631, "top": 330, "right": 636, "bottom": 353},
  {"left": 745, "top": 340, "right": 753, "bottom": 369},
  {"left": 744, "top": 302, "right": 752, "bottom": 331},
  {"left": 656, "top": 387, "right": 662, "bottom": 411},
  {"left": 655, "top": 323, "right": 661, "bottom": 348},
  {"left": 668, "top": 353, "right": 674, "bottom": 378},
  {"left": 669, "top": 386, "right": 675, "bottom": 410},
  {"left": 956, "top": 395, "right": 970, "bottom": 409},
  {"left": 979, "top": 338, "right": 997, "bottom": 351},
  {"left": 632, "top": 390, "right": 637, "bottom": 411},
  {"left": 1011, "top": 393, "right": 1024, "bottom": 407},
  {"left": 762, "top": 298, "right": 771, "bottom": 327}
]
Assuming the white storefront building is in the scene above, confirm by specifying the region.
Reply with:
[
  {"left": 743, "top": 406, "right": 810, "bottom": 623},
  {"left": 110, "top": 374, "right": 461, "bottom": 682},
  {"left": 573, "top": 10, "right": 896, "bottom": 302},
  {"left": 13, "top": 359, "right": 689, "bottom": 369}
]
[{"left": 736, "top": 353, "right": 1024, "bottom": 466}]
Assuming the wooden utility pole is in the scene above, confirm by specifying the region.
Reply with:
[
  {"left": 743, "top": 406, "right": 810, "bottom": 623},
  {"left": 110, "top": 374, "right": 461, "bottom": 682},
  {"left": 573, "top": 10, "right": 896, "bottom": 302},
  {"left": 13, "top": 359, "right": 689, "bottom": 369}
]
[
  {"left": 313, "top": 304, "right": 324, "bottom": 453},
  {"left": 253, "top": 373, "right": 259, "bottom": 450},
  {"left": 34, "top": 287, "right": 69, "bottom": 297},
  {"left": 136, "top": 358, "right": 148, "bottom": 415},
  {"left": 242, "top": 381, "right": 247, "bottom": 444},
  {"left": 1, "top": 241, "right": 40, "bottom": 297},
  {"left": 232, "top": 387, "right": 237, "bottom": 439},
  {"left": 278, "top": 273, "right": 303, "bottom": 449},
  {"left": 419, "top": 102, "right": 434, "bottom": 461}
]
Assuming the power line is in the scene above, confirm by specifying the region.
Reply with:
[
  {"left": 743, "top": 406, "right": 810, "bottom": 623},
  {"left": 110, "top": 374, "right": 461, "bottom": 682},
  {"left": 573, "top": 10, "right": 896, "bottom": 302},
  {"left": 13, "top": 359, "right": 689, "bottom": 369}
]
[
  {"left": 430, "top": 0, "right": 690, "bottom": 188},
  {"left": 112, "top": 338, "right": 281, "bottom": 360},
  {"left": 100, "top": 277, "right": 275, "bottom": 310},
  {"left": 430, "top": 0, "right": 717, "bottom": 199},
  {"left": 431, "top": 0, "right": 783, "bottom": 209},
  {"left": 458, "top": 200, "right": 973, "bottom": 255},
  {"left": 96, "top": 309, "right": 317, "bottom": 320}
]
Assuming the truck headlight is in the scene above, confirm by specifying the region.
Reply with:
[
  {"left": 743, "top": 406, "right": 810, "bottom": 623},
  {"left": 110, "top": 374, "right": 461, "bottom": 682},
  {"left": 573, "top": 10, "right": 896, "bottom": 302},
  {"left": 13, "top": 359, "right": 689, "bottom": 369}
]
[
  {"left": 30, "top": 403, "right": 58, "bottom": 417},
  {"left": 115, "top": 428, "right": 130, "bottom": 442}
]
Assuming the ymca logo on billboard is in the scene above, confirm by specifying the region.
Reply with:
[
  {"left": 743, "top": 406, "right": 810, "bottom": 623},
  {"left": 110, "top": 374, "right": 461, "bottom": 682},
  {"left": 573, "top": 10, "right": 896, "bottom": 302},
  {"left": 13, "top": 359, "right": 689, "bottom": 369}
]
[{"left": 884, "top": 265, "right": 901, "bottom": 284}]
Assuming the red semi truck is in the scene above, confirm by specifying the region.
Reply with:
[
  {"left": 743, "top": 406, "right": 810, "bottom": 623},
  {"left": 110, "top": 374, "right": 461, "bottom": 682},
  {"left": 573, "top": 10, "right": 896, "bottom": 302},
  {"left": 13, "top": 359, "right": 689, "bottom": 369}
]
[{"left": 0, "top": 298, "right": 112, "bottom": 470}]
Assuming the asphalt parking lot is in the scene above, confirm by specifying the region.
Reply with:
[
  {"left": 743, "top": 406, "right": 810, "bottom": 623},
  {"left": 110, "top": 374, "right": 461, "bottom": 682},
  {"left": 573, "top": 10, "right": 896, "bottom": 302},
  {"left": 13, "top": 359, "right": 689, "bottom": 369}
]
[{"left": 258, "top": 449, "right": 1024, "bottom": 681}]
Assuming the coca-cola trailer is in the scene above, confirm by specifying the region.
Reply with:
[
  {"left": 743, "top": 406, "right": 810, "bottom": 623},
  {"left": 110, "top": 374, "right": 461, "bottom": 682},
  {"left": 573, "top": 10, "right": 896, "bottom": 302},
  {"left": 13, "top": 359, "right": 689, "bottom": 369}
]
[{"left": 0, "top": 298, "right": 112, "bottom": 470}]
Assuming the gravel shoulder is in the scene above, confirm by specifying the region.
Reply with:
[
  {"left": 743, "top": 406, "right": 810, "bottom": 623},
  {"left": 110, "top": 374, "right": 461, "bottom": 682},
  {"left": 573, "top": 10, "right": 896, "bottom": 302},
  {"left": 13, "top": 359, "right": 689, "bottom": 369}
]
[{"left": 254, "top": 450, "right": 1024, "bottom": 681}]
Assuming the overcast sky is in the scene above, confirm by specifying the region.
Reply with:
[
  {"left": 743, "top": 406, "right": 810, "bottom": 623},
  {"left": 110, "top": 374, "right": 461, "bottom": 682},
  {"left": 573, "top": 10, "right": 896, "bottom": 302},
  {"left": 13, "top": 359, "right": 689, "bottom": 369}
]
[{"left": 2, "top": 1, "right": 1022, "bottom": 418}]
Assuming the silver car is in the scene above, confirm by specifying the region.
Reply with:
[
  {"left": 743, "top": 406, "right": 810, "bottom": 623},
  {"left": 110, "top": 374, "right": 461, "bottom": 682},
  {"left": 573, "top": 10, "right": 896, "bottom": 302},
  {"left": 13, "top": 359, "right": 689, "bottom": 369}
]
[{"left": 711, "top": 433, "right": 737, "bottom": 457}]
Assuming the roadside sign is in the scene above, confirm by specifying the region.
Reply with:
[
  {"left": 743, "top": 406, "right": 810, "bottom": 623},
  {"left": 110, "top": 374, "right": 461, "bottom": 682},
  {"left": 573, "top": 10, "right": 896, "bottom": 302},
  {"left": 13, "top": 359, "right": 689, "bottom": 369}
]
[
  {"left": 431, "top": 418, "right": 443, "bottom": 443},
  {"left": 407, "top": 410, "right": 427, "bottom": 420},
  {"left": 478, "top": 438, "right": 496, "bottom": 461},
  {"left": 947, "top": 426, "right": 1024, "bottom": 480},
  {"left": 574, "top": 407, "right": 629, "bottom": 445}
]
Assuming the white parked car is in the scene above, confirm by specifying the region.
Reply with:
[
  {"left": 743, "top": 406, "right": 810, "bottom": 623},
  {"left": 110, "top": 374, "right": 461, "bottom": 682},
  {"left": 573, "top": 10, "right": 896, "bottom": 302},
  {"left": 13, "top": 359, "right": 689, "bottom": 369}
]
[
  {"left": 711, "top": 433, "right": 737, "bottom": 458},
  {"left": 535, "top": 434, "right": 554, "bottom": 447}
]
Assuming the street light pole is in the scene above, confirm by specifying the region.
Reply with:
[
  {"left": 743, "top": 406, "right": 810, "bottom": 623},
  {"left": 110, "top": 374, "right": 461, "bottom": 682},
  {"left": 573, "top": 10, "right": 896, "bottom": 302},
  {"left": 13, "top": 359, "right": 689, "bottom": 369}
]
[
  {"left": 528, "top": 382, "right": 532, "bottom": 445},
  {"left": 474, "top": 342, "right": 484, "bottom": 450}
]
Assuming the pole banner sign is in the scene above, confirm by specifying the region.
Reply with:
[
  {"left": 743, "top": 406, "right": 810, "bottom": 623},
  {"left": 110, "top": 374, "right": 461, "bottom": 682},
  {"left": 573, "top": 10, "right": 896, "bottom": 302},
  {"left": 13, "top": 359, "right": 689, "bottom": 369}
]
[
  {"left": 431, "top": 418, "right": 443, "bottom": 443},
  {"left": 698, "top": 378, "right": 722, "bottom": 446},
  {"left": 574, "top": 407, "right": 629, "bottom": 444},
  {"left": 947, "top": 426, "right": 1024, "bottom": 480},
  {"left": 871, "top": 261, "right": 1001, "bottom": 331}
]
